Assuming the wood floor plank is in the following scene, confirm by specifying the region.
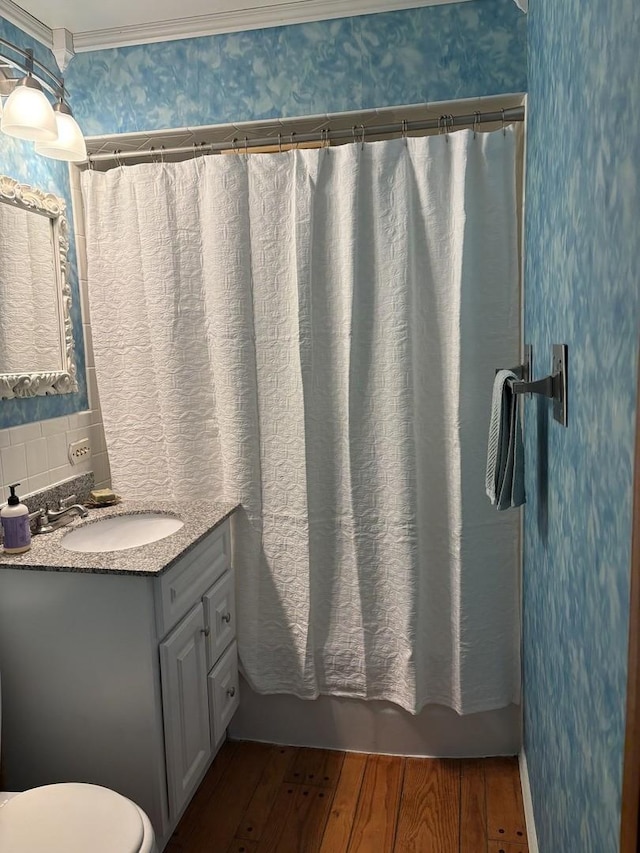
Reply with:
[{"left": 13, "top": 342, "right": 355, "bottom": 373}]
[
  {"left": 460, "top": 759, "right": 488, "bottom": 853},
  {"left": 393, "top": 758, "right": 460, "bottom": 853},
  {"left": 227, "top": 840, "right": 259, "bottom": 853},
  {"left": 168, "top": 740, "right": 239, "bottom": 850},
  {"left": 488, "top": 840, "right": 529, "bottom": 853},
  {"left": 284, "top": 747, "right": 345, "bottom": 787},
  {"left": 254, "top": 782, "right": 299, "bottom": 851},
  {"left": 318, "top": 750, "right": 346, "bottom": 787},
  {"left": 347, "top": 754, "right": 404, "bottom": 853},
  {"left": 236, "top": 745, "right": 297, "bottom": 841},
  {"left": 485, "top": 757, "right": 527, "bottom": 844},
  {"left": 284, "top": 747, "right": 323, "bottom": 785},
  {"left": 319, "top": 752, "right": 368, "bottom": 853},
  {"left": 257, "top": 784, "right": 333, "bottom": 852},
  {"left": 183, "top": 741, "right": 273, "bottom": 852}
]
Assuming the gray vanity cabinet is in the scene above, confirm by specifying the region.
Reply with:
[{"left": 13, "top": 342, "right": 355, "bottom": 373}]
[{"left": 0, "top": 517, "right": 239, "bottom": 852}]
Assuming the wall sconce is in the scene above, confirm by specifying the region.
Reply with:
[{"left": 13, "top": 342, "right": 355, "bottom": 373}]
[
  {"left": 0, "top": 41, "right": 86, "bottom": 162},
  {"left": 35, "top": 94, "right": 86, "bottom": 161}
]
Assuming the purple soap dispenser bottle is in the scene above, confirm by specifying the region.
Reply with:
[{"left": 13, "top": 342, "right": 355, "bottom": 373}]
[{"left": 1, "top": 483, "right": 31, "bottom": 554}]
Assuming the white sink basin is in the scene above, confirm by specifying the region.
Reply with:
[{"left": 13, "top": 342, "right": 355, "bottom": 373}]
[{"left": 61, "top": 513, "right": 184, "bottom": 553}]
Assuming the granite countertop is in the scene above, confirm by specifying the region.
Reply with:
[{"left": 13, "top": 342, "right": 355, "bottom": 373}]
[{"left": 0, "top": 499, "right": 239, "bottom": 576}]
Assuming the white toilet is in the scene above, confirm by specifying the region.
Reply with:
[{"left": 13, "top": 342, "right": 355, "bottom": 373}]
[
  {"left": 0, "top": 785, "right": 158, "bottom": 852},
  {"left": 0, "top": 683, "right": 157, "bottom": 852}
]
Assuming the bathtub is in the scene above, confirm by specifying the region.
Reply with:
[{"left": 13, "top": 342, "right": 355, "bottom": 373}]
[{"left": 229, "top": 678, "right": 520, "bottom": 757}]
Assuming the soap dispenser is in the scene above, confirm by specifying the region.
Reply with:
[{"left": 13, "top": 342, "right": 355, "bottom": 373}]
[{"left": 1, "top": 483, "right": 31, "bottom": 554}]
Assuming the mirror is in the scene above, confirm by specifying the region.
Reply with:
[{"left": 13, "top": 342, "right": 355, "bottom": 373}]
[{"left": 0, "top": 175, "right": 78, "bottom": 398}]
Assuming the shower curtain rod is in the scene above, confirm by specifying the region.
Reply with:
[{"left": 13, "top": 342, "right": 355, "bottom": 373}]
[{"left": 87, "top": 105, "right": 525, "bottom": 165}]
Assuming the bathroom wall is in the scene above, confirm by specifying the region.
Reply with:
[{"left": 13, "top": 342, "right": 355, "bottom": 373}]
[
  {"left": 0, "top": 16, "right": 109, "bottom": 495},
  {"left": 65, "top": 0, "right": 526, "bottom": 135},
  {"left": 523, "top": 0, "right": 640, "bottom": 850}
]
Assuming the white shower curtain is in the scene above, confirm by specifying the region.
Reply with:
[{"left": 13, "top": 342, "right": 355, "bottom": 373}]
[{"left": 82, "top": 129, "right": 520, "bottom": 714}]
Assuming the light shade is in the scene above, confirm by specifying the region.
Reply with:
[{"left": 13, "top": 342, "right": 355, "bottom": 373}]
[
  {"left": 1, "top": 76, "right": 57, "bottom": 142},
  {"left": 35, "top": 101, "right": 87, "bottom": 162}
]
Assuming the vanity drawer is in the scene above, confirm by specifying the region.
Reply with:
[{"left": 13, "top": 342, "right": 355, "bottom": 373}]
[
  {"left": 156, "top": 522, "right": 231, "bottom": 637},
  {"left": 208, "top": 640, "right": 240, "bottom": 747}
]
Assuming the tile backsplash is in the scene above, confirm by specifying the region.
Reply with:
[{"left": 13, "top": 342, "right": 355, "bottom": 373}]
[{"left": 0, "top": 409, "right": 109, "bottom": 501}]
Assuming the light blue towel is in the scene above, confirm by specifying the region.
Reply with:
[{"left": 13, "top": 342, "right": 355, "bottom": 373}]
[{"left": 486, "top": 369, "right": 525, "bottom": 510}]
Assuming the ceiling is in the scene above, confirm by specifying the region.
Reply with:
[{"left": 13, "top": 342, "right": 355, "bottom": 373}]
[
  {"left": 2, "top": 0, "right": 473, "bottom": 53},
  {"left": 17, "top": 0, "right": 348, "bottom": 34}
]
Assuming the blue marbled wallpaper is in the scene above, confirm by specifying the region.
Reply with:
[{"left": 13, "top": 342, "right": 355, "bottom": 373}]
[
  {"left": 0, "top": 17, "right": 88, "bottom": 428},
  {"left": 523, "top": 0, "right": 640, "bottom": 850},
  {"left": 65, "top": 0, "right": 526, "bottom": 136}
]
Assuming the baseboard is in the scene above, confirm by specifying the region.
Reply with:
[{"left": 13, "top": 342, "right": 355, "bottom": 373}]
[{"left": 519, "top": 751, "right": 540, "bottom": 853}]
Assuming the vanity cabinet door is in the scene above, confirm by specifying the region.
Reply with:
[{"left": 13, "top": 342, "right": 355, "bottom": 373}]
[{"left": 160, "top": 601, "right": 212, "bottom": 820}]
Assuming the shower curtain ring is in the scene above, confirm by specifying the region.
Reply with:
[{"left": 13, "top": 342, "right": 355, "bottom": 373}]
[
  {"left": 473, "top": 110, "right": 481, "bottom": 139},
  {"left": 232, "top": 137, "right": 239, "bottom": 155},
  {"left": 192, "top": 142, "right": 204, "bottom": 175},
  {"left": 360, "top": 124, "right": 366, "bottom": 150},
  {"left": 501, "top": 109, "right": 506, "bottom": 136},
  {"left": 401, "top": 119, "right": 408, "bottom": 144},
  {"left": 244, "top": 136, "right": 249, "bottom": 157},
  {"left": 278, "top": 133, "right": 282, "bottom": 154},
  {"left": 290, "top": 131, "right": 297, "bottom": 150}
]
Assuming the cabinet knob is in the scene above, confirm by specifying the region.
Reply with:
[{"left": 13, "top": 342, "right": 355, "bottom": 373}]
[
  {"left": 200, "top": 626, "right": 210, "bottom": 637},
  {"left": 221, "top": 612, "right": 232, "bottom": 624},
  {"left": 226, "top": 686, "right": 236, "bottom": 698}
]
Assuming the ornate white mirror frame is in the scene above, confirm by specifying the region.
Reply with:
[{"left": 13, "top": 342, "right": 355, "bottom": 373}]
[{"left": 0, "top": 175, "right": 78, "bottom": 399}]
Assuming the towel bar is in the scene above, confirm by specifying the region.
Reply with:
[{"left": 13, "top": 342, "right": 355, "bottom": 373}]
[
  {"left": 502, "top": 343, "right": 532, "bottom": 384},
  {"left": 512, "top": 344, "right": 568, "bottom": 427}
]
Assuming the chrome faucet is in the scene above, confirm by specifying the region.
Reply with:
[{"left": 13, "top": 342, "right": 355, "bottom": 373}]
[{"left": 32, "top": 494, "right": 89, "bottom": 534}]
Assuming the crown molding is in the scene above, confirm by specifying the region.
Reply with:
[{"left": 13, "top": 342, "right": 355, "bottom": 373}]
[
  {"left": 0, "top": 0, "right": 523, "bottom": 58},
  {"left": 52, "top": 27, "right": 75, "bottom": 71},
  {"left": 72, "top": 0, "right": 474, "bottom": 53},
  {"left": 0, "top": 0, "right": 52, "bottom": 49}
]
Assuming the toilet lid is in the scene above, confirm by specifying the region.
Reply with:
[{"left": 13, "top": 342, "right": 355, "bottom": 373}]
[{"left": 0, "top": 783, "right": 145, "bottom": 853}]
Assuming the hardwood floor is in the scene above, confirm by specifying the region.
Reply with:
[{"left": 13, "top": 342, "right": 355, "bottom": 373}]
[{"left": 166, "top": 742, "right": 528, "bottom": 853}]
